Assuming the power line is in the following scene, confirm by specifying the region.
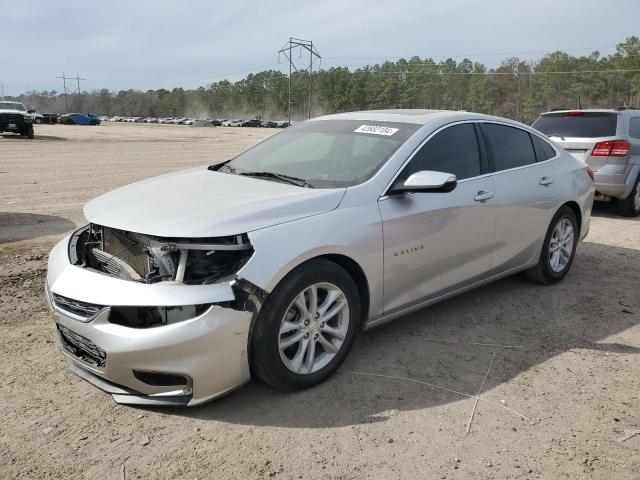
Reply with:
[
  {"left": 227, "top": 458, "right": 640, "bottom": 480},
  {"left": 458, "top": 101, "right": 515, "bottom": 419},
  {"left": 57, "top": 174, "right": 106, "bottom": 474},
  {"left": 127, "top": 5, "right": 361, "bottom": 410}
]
[
  {"left": 157, "top": 63, "right": 280, "bottom": 89},
  {"left": 325, "top": 68, "right": 640, "bottom": 76},
  {"left": 321, "top": 45, "right": 624, "bottom": 62}
]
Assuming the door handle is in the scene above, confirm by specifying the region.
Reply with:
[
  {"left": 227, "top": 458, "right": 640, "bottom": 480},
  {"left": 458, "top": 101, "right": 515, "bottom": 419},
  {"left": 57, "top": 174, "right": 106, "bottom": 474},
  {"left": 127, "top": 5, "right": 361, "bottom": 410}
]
[
  {"left": 540, "top": 176, "right": 555, "bottom": 186},
  {"left": 474, "top": 191, "right": 494, "bottom": 202}
]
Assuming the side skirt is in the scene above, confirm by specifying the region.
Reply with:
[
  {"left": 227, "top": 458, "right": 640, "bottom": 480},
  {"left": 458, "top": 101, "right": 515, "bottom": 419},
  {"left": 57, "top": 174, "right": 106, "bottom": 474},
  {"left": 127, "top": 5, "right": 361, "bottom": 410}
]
[{"left": 364, "top": 261, "right": 534, "bottom": 331}]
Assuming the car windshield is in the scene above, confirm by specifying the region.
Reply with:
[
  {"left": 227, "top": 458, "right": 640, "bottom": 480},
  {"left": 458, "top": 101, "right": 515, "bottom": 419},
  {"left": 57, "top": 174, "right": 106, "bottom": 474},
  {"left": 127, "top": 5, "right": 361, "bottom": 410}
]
[
  {"left": 0, "top": 102, "right": 26, "bottom": 111},
  {"left": 215, "top": 119, "right": 420, "bottom": 188},
  {"left": 533, "top": 112, "right": 618, "bottom": 138}
]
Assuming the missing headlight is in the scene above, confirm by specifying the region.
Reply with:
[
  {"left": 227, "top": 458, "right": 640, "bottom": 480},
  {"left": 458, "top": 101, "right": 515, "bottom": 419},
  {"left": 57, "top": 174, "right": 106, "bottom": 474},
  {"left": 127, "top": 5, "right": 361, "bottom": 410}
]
[{"left": 69, "top": 225, "right": 253, "bottom": 285}]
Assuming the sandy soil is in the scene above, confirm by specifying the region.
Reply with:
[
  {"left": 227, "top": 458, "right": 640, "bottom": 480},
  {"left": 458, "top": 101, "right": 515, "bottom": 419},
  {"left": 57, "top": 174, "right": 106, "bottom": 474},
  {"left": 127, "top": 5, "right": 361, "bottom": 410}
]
[{"left": 1, "top": 123, "right": 639, "bottom": 480}]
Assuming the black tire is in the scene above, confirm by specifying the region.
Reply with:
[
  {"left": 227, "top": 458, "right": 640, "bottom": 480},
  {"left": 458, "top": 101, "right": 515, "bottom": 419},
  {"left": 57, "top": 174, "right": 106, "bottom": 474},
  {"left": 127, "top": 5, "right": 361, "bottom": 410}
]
[
  {"left": 616, "top": 175, "right": 640, "bottom": 217},
  {"left": 250, "top": 259, "right": 361, "bottom": 391},
  {"left": 22, "top": 125, "right": 34, "bottom": 139},
  {"left": 523, "top": 206, "right": 579, "bottom": 285}
]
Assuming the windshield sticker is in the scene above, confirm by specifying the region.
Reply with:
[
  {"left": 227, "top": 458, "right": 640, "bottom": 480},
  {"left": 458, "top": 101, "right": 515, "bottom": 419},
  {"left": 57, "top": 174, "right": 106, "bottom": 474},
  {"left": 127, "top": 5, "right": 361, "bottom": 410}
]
[{"left": 354, "top": 125, "right": 399, "bottom": 136}]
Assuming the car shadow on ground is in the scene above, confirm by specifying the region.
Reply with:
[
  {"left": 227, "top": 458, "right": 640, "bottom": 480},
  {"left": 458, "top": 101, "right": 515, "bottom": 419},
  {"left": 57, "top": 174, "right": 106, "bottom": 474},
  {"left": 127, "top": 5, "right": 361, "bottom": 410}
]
[
  {"left": 0, "top": 212, "right": 76, "bottom": 243},
  {"left": 165, "top": 240, "right": 639, "bottom": 429},
  {"left": 0, "top": 134, "right": 66, "bottom": 141}
]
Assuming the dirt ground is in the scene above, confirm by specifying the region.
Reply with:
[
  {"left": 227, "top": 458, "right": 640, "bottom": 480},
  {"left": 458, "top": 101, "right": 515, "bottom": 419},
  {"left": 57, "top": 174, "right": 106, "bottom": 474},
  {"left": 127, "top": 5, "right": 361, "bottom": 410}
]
[{"left": 1, "top": 123, "right": 639, "bottom": 480}]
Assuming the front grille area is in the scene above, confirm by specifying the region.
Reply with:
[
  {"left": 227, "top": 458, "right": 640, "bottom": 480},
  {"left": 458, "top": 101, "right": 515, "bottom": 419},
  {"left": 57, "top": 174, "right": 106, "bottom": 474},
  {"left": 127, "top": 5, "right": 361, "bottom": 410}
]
[
  {"left": 0, "top": 113, "right": 24, "bottom": 124},
  {"left": 52, "top": 293, "right": 104, "bottom": 319},
  {"left": 57, "top": 324, "right": 106, "bottom": 367}
]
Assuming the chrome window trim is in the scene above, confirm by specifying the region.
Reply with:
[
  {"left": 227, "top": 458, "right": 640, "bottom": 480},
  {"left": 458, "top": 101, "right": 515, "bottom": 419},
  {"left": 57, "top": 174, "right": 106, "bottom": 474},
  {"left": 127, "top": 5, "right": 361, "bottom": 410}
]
[{"left": 379, "top": 119, "right": 561, "bottom": 200}]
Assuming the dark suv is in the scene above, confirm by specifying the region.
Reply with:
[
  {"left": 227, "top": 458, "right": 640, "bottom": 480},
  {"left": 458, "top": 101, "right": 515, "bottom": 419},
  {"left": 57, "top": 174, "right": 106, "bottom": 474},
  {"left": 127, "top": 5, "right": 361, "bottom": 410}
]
[{"left": 533, "top": 108, "right": 640, "bottom": 217}]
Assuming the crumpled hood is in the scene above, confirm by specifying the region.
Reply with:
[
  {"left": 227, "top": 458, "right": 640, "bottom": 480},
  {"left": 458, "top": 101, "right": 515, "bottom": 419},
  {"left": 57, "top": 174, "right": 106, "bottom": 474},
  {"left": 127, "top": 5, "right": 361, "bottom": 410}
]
[{"left": 84, "top": 166, "right": 346, "bottom": 237}]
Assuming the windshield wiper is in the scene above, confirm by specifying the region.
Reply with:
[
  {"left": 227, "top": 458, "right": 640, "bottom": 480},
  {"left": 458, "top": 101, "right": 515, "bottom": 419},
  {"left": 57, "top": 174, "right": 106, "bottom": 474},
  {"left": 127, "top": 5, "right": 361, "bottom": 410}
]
[
  {"left": 208, "top": 161, "right": 236, "bottom": 173},
  {"left": 239, "top": 171, "right": 312, "bottom": 188}
]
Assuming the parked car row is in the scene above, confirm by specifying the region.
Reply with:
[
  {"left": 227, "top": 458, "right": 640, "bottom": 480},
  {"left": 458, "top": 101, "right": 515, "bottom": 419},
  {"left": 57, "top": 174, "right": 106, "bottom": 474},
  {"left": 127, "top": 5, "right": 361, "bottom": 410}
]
[{"left": 102, "top": 116, "right": 291, "bottom": 128}]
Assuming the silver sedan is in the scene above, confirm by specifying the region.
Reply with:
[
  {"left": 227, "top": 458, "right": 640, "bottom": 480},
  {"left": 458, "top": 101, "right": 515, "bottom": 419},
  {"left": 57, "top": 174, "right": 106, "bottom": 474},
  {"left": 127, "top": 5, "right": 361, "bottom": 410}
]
[{"left": 46, "top": 109, "right": 594, "bottom": 406}]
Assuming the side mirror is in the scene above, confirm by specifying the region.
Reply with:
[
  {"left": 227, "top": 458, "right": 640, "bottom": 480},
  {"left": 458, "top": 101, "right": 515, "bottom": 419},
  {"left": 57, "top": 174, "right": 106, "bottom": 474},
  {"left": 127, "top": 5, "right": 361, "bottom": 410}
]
[{"left": 392, "top": 170, "right": 457, "bottom": 194}]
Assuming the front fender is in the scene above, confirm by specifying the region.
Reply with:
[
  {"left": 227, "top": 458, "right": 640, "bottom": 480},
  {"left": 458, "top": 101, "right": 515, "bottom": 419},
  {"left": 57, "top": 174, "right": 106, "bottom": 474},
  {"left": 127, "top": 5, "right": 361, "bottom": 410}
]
[{"left": 239, "top": 205, "right": 384, "bottom": 321}]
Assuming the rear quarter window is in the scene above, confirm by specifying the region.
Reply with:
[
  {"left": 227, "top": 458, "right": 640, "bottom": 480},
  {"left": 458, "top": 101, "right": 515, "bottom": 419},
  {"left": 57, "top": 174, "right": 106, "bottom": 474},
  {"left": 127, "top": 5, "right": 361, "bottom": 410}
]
[
  {"left": 630, "top": 117, "right": 640, "bottom": 139},
  {"left": 532, "top": 112, "right": 617, "bottom": 138},
  {"left": 531, "top": 134, "right": 557, "bottom": 161}
]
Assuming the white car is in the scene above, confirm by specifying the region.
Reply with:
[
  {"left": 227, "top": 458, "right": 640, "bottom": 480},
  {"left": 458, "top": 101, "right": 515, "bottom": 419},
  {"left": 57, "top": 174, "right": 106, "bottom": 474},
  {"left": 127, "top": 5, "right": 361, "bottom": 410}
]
[
  {"left": 222, "top": 119, "right": 243, "bottom": 127},
  {"left": 29, "top": 110, "right": 45, "bottom": 124},
  {"left": 46, "top": 109, "right": 594, "bottom": 406}
]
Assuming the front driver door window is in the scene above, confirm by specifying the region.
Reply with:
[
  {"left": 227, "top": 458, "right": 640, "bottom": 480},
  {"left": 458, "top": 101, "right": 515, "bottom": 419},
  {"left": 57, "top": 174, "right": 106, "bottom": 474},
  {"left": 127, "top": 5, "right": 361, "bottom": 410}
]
[{"left": 378, "top": 123, "right": 498, "bottom": 315}]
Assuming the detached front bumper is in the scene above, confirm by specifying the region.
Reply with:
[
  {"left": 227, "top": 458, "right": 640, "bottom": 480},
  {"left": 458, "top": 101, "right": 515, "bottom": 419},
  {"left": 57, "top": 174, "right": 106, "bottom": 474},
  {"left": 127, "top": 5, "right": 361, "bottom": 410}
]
[{"left": 46, "top": 236, "right": 253, "bottom": 406}]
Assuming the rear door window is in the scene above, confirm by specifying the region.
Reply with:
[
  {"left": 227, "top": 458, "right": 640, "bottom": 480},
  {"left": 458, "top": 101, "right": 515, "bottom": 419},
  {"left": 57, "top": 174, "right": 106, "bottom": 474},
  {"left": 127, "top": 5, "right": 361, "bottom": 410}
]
[
  {"left": 481, "top": 123, "right": 537, "bottom": 172},
  {"left": 532, "top": 112, "right": 617, "bottom": 138},
  {"left": 531, "top": 134, "right": 557, "bottom": 161}
]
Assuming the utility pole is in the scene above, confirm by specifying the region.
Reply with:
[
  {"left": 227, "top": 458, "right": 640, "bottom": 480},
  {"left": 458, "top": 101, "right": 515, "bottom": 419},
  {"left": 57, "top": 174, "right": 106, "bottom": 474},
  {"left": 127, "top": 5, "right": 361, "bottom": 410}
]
[
  {"left": 75, "top": 73, "right": 86, "bottom": 95},
  {"left": 513, "top": 66, "right": 520, "bottom": 122},
  {"left": 56, "top": 73, "right": 85, "bottom": 113},
  {"left": 75, "top": 73, "right": 86, "bottom": 111},
  {"left": 56, "top": 73, "right": 71, "bottom": 112},
  {"left": 0, "top": 83, "right": 6, "bottom": 99},
  {"left": 278, "top": 37, "right": 321, "bottom": 122}
]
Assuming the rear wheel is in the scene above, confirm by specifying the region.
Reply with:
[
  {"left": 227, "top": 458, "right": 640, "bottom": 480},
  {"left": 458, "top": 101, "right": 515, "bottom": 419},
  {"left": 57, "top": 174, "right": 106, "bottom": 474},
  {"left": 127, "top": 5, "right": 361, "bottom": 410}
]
[
  {"left": 617, "top": 175, "right": 640, "bottom": 217},
  {"left": 524, "top": 206, "right": 578, "bottom": 285},
  {"left": 250, "top": 259, "right": 361, "bottom": 391}
]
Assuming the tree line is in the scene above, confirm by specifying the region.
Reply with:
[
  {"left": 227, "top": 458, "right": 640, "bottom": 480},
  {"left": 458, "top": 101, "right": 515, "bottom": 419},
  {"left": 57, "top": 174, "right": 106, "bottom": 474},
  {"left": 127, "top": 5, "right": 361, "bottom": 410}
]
[{"left": 12, "top": 36, "right": 640, "bottom": 125}]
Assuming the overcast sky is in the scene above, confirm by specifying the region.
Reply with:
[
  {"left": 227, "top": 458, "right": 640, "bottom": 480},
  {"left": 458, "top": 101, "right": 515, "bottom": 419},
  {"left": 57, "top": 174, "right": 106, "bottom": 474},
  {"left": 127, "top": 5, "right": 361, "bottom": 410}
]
[{"left": 3, "top": 0, "right": 639, "bottom": 95}]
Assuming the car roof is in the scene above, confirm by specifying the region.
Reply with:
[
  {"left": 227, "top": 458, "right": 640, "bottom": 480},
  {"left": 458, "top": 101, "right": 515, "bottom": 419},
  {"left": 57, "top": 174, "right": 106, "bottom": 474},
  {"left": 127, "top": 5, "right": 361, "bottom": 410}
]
[{"left": 312, "top": 109, "right": 527, "bottom": 127}]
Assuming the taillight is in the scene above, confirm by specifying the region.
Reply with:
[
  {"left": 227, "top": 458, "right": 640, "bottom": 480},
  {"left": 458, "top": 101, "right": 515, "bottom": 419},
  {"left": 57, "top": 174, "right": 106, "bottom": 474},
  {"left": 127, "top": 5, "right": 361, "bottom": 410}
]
[
  {"left": 565, "top": 111, "right": 584, "bottom": 116},
  {"left": 591, "top": 140, "right": 630, "bottom": 157},
  {"left": 586, "top": 167, "right": 595, "bottom": 183}
]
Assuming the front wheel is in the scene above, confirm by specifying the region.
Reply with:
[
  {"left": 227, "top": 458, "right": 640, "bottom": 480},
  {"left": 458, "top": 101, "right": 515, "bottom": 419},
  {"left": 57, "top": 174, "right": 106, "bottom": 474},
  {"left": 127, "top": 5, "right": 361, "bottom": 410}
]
[
  {"left": 250, "top": 259, "right": 361, "bottom": 391},
  {"left": 524, "top": 206, "right": 578, "bottom": 285},
  {"left": 617, "top": 175, "right": 640, "bottom": 217},
  {"left": 22, "top": 125, "right": 34, "bottom": 139}
]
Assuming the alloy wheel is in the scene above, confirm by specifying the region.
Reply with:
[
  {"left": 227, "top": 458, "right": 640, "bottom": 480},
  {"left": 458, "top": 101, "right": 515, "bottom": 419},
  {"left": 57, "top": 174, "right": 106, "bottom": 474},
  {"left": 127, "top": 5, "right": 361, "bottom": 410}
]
[
  {"left": 549, "top": 218, "right": 574, "bottom": 273},
  {"left": 278, "top": 282, "right": 349, "bottom": 375}
]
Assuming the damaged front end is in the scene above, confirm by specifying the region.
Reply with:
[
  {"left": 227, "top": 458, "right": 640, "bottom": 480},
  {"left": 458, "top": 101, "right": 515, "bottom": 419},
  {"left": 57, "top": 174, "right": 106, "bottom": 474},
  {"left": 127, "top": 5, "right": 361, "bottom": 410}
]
[
  {"left": 47, "top": 225, "right": 266, "bottom": 405},
  {"left": 69, "top": 224, "right": 253, "bottom": 285}
]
